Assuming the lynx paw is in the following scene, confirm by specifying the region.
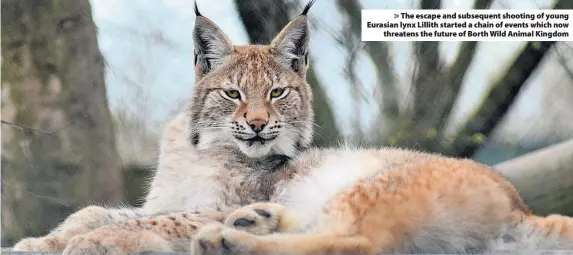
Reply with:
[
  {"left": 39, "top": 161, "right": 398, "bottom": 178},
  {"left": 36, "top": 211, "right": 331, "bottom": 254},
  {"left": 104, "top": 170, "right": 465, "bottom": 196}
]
[
  {"left": 224, "top": 203, "right": 287, "bottom": 235},
  {"left": 63, "top": 234, "right": 112, "bottom": 255},
  {"left": 13, "top": 235, "right": 67, "bottom": 252},
  {"left": 62, "top": 228, "right": 173, "bottom": 255},
  {"left": 13, "top": 206, "right": 110, "bottom": 252},
  {"left": 192, "top": 223, "right": 258, "bottom": 255}
]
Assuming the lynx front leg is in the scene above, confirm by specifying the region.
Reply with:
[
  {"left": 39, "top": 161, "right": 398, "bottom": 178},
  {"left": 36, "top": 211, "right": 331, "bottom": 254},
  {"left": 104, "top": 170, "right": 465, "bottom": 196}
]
[
  {"left": 64, "top": 228, "right": 173, "bottom": 255},
  {"left": 224, "top": 202, "right": 313, "bottom": 236},
  {"left": 13, "top": 206, "right": 144, "bottom": 252},
  {"left": 224, "top": 203, "right": 290, "bottom": 235},
  {"left": 62, "top": 211, "right": 223, "bottom": 255},
  {"left": 193, "top": 225, "right": 374, "bottom": 255}
]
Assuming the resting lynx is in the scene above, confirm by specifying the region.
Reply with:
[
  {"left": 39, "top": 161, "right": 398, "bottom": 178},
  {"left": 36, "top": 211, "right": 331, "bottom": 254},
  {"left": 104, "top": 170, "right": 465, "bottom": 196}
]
[
  {"left": 14, "top": 1, "right": 573, "bottom": 254},
  {"left": 13, "top": 2, "right": 314, "bottom": 253}
]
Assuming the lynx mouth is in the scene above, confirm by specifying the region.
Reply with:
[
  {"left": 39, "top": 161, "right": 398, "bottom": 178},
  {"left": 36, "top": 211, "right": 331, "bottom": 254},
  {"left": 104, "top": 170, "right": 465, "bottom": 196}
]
[{"left": 235, "top": 135, "right": 277, "bottom": 147}]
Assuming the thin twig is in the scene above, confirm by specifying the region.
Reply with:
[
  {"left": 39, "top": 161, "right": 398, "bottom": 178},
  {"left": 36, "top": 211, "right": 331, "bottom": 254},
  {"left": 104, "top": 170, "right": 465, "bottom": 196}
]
[
  {"left": 1, "top": 114, "right": 89, "bottom": 136},
  {"left": 1, "top": 120, "right": 54, "bottom": 135},
  {"left": 2, "top": 181, "right": 72, "bottom": 207},
  {"left": 50, "top": 113, "right": 90, "bottom": 134}
]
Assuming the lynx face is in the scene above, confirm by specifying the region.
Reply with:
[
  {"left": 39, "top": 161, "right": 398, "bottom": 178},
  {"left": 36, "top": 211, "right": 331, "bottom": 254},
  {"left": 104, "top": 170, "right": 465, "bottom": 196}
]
[{"left": 188, "top": 13, "right": 314, "bottom": 158}]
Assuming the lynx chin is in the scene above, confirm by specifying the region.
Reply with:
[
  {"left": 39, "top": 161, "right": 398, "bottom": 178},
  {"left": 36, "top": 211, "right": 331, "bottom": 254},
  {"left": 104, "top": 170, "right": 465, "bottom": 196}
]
[{"left": 13, "top": 1, "right": 573, "bottom": 254}]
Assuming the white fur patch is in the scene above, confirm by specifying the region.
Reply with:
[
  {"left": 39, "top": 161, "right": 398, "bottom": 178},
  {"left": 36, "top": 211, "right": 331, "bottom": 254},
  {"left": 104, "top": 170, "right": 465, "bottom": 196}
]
[
  {"left": 143, "top": 113, "right": 223, "bottom": 213},
  {"left": 272, "top": 147, "right": 390, "bottom": 229},
  {"left": 488, "top": 222, "right": 573, "bottom": 251},
  {"left": 237, "top": 141, "right": 274, "bottom": 158}
]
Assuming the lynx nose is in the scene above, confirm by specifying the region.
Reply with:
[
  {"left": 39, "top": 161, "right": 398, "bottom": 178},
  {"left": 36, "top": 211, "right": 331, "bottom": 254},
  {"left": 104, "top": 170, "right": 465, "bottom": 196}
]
[{"left": 248, "top": 119, "right": 267, "bottom": 133}]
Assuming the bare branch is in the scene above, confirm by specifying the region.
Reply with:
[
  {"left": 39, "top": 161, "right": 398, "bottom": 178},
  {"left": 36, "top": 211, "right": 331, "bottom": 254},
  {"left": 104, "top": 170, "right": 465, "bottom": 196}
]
[
  {"left": 336, "top": 25, "right": 366, "bottom": 139},
  {"left": 1, "top": 114, "right": 89, "bottom": 136},
  {"left": 414, "top": 0, "right": 493, "bottom": 132},
  {"left": 1, "top": 120, "right": 55, "bottom": 136},
  {"left": 335, "top": 0, "right": 399, "bottom": 118},
  {"left": 396, "top": 0, "right": 445, "bottom": 149},
  {"left": 446, "top": 0, "right": 573, "bottom": 157},
  {"left": 448, "top": 41, "right": 557, "bottom": 157},
  {"left": 413, "top": 0, "right": 442, "bottom": 80},
  {"left": 436, "top": 0, "right": 494, "bottom": 132}
]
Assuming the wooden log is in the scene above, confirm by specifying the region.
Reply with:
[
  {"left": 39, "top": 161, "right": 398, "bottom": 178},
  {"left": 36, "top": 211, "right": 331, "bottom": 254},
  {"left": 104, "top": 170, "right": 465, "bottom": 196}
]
[{"left": 494, "top": 139, "right": 573, "bottom": 216}]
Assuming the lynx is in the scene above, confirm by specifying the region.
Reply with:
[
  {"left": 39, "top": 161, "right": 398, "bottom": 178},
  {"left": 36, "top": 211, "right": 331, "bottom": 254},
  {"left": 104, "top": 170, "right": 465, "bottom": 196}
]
[
  {"left": 12, "top": 1, "right": 314, "bottom": 253},
  {"left": 14, "top": 1, "right": 573, "bottom": 254}
]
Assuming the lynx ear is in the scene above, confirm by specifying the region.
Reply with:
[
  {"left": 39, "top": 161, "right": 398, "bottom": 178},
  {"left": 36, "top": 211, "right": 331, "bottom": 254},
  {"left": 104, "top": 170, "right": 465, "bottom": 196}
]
[
  {"left": 193, "top": 3, "right": 233, "bottom": 79},
  {"left": 270, "top": 0, "right": 315, "bottom": 74}
]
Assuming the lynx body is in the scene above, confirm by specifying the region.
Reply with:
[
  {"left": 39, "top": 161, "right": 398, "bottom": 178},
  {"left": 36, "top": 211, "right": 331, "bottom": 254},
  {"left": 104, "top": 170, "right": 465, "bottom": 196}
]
[{"left": 197, "top": 148, "right": 573, "bottom": 254}]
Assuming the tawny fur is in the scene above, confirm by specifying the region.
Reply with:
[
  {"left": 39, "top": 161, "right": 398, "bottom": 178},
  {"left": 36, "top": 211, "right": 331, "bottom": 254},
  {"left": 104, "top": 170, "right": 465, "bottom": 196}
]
[
  {"left": 13, "top": 2, "right": 573, "bottom": 254},
  {"left": 193, "top": 150, "right": 573, "bottom": 255}
]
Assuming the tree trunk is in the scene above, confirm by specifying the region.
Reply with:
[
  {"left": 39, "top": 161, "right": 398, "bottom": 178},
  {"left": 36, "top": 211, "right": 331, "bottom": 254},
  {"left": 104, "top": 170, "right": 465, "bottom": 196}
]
[
  {"left": 401, "top": 0, "right": 491, "bottom": 152},
  {"left": 1, "top": 0, "right": 124, "bottom": 246}
]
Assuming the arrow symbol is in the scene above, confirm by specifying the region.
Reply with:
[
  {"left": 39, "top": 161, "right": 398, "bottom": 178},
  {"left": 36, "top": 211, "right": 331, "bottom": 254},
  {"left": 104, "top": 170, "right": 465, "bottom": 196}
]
[{"left": 394, "top": 14, "right": 399, "bottom": 18}]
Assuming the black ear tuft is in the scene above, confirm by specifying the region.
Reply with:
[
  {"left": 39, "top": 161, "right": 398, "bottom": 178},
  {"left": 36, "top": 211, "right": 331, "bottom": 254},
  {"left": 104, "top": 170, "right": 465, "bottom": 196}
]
[
  {"left": 191, "top": 132, "right": 200, "bottom": 146},
  {"left": 270, "top": 16, "right": 310, "bottom": 74},
  {"left": 194, "top": 1, "right": 202, "bottom": 17},
  {"left": 301, "top": 0, "right": 316, "bottom": 16},
  {"left": 193, "top": 15, "right": 233, "bottom": 77}
]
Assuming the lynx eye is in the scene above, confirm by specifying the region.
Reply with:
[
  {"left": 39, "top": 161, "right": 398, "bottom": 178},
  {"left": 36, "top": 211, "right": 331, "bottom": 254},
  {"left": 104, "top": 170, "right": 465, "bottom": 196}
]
[
  {"left": 224, "top": 90, "right": 241, "bottom": 100},
  {"left": 270, "top": 88, "right": 285, "bottom": 98}
]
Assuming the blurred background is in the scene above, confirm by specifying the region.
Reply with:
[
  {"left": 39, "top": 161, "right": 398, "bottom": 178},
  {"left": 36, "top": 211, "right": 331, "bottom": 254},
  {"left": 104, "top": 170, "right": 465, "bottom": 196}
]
[{"left": 2, "top": 0, "right": 572, "bottom": 247}]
